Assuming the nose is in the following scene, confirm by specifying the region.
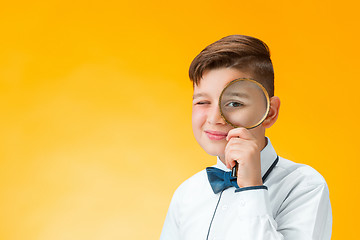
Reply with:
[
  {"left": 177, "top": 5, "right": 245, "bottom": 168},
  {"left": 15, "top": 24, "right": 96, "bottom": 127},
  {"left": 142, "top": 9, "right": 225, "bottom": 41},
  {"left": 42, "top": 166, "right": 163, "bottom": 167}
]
[{"left": 207, "top": 104, "right": 226, "bottom": 125}]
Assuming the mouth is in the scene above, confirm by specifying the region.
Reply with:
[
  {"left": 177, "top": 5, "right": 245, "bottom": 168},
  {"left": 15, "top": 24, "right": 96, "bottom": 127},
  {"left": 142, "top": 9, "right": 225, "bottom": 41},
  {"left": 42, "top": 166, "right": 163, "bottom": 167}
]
[{"left": 204, "top": 130, "right": 228, "bottom": 140}]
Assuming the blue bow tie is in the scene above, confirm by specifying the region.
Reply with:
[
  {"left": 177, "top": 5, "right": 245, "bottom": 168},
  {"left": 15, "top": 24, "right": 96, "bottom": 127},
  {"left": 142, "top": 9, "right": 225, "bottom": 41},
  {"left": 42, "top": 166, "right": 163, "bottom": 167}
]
[
  {"left": 206, "top": 167, "right": 239, "bottom": 194},
  {"left": 206, "top": 156, "right": 279, "bottom": 194}
]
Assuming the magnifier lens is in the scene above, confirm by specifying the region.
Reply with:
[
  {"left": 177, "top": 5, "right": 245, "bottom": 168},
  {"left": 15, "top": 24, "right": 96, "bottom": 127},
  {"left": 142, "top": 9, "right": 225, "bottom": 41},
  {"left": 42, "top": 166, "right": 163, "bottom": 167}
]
[{"left": 219, "top": 79, "right": 270, "bottom": 129}]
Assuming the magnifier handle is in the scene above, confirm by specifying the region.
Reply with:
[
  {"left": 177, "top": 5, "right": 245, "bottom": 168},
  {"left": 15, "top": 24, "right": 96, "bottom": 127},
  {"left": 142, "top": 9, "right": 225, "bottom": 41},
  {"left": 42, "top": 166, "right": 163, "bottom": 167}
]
[{"left": 231, "top": 162, "right": 238, "bottom": 178}]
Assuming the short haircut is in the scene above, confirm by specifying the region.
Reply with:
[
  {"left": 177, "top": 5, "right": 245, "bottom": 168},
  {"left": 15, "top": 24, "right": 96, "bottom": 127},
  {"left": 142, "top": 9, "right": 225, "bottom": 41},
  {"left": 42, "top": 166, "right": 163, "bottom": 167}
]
[{"left": 189, "top": 35, "right": 275, "bottom": 97}]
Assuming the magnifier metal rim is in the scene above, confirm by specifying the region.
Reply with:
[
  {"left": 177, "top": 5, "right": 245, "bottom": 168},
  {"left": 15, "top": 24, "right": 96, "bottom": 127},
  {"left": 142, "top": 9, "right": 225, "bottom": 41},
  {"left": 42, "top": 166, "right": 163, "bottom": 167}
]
[{"left": 219, "top": 78, "right": 271, "bottom": 129}]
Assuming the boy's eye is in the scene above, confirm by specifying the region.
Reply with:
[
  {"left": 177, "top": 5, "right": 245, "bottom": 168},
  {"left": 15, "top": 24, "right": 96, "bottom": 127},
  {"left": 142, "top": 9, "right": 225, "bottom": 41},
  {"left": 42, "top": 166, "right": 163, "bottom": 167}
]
[
  {"left": 225, "top": 101, "right": 244, "bottom": 108},
  {"left": 194, "top": 101, "right": 210, "bottom": 105}
]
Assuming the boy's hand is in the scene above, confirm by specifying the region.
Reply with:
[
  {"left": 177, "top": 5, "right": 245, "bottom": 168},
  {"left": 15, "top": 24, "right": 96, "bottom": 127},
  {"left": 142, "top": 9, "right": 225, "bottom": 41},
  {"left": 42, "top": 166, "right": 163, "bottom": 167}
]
[{"left": 225, "top": 128, "right": 263, "bottom": 188}]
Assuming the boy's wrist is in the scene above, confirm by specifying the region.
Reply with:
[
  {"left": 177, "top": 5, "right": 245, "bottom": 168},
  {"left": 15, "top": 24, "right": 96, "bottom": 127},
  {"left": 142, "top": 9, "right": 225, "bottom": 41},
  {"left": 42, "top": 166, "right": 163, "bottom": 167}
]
[{"left": 236, "top": 179, "right": 263, "bottom": 189}]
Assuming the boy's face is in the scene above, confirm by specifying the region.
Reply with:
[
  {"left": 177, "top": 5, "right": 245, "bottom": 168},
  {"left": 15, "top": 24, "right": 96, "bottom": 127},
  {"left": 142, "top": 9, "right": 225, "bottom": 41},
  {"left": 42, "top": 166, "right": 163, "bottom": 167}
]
[{"left": 192, "top": 67, "right": 266, "bottom": 160}]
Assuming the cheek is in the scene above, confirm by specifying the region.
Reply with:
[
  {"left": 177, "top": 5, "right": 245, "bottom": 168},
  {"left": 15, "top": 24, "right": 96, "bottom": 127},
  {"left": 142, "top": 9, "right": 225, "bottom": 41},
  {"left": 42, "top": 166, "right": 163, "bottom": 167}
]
[{"left": 192, "top": 107, "right": 207, "bottom": 130}]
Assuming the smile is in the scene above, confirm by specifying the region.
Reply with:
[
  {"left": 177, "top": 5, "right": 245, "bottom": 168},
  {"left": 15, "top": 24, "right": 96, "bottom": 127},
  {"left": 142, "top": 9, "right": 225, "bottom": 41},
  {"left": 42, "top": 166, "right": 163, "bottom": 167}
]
[{"left": 204, "top": 130, "right": 227, "bottom": 140}]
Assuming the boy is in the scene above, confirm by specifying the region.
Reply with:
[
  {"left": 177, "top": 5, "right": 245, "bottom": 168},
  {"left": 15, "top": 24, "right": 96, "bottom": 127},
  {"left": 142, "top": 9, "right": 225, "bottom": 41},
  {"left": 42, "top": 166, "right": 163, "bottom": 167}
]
[{"left": 160, "top": 35, "right": 332, "bottom": 239}]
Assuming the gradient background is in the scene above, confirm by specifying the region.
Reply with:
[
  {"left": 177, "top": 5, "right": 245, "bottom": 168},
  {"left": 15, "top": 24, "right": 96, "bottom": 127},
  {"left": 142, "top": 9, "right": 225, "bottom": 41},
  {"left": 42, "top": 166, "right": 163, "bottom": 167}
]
[{"left": 0, "top": 0, "right": 359, "bottom": 239}]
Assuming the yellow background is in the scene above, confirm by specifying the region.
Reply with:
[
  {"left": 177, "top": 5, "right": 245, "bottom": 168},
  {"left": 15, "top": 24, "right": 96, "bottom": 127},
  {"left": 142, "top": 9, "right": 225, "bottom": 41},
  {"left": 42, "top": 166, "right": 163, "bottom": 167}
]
[{"left": 0, "top": 0, "right": 359, "bottom": 239}]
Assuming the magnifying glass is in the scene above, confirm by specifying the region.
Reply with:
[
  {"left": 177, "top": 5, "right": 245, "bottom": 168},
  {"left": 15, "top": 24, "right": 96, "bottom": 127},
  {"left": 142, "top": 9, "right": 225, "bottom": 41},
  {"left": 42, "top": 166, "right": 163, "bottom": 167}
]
[{"left": 219, "top": 78, "right": 270, "bottom": 178}]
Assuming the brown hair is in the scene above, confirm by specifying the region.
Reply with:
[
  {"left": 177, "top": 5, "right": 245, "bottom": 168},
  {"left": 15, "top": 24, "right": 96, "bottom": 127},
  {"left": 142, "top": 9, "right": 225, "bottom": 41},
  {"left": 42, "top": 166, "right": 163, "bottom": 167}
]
[{"left": 189, "top": 35, "right": 275, "bottom": 97}]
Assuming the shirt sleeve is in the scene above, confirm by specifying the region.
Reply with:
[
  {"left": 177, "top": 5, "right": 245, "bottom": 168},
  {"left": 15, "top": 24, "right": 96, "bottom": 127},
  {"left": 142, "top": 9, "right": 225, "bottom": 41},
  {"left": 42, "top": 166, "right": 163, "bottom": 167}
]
[
  {"left": 221, "top": 183, "right": 332, "bottom": 240},
  {"left": 160, "top": 188, "right": 181, "bottom": 240}
]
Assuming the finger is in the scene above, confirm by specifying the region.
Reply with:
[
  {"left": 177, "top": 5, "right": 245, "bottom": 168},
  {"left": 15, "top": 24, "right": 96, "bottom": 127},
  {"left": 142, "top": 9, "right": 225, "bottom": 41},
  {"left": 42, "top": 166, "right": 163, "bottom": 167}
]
[
  {"left": 225, "top": 136, "right": 255, "bottom": 154},
  {"left": 226, "top": 127, "right": 255, "bottom": 141},
  {"left": 225, "top": 140, "right": 259, "bottom": 168},
  {"left": 226, "top": 139, "right": 258, "bottom": 157},
  {"left": 225, "top": 151, "right": 237, "bottom": 169},
  {"left": 224, "top": 145, "right": 245, "bottom": 168},
  {"left": 226, "top": 137, "right": 246, "bottom": 146},
  {"left": 225, "top": 141, "right": 246, "bottom": 158},
  {"left": 225, "top": 149, "right": 246, "bottom": 169}
]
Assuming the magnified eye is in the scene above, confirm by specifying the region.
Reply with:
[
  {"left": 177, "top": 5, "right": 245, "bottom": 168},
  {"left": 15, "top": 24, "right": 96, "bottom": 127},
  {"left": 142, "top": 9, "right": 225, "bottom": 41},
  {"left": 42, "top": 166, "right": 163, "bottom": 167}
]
[
  {"left": 219, "top": 79, "right": 270, "bottom": 129},
  {"left": 225, "top": 101, "right": 244, "bottom": 108}
]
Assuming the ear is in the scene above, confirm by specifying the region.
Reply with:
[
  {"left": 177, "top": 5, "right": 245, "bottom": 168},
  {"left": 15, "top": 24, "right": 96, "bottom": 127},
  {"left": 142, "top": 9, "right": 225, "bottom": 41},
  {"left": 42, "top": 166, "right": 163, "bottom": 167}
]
[{"left": 262, "top": 96, "right": 280, "bottom": 128}]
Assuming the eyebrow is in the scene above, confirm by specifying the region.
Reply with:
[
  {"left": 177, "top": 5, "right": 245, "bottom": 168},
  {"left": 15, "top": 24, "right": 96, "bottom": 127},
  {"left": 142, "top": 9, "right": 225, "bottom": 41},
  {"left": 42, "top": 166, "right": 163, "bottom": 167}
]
[
  {"left": 192, "top": 93, "right": 209, "bottom": 99},
  {"left": 223, "top": 92, "right": 250, "bottom": 98}
]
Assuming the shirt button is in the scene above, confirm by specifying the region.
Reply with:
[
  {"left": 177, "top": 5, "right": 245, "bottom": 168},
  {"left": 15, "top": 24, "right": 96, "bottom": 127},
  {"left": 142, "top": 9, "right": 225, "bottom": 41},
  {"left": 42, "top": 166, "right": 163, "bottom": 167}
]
[
  {"left": 239, "top": 199, "right": 246, "bottom": 207},
  {"left": 222, "top": 205, "right": 228, "bottom": 210}
]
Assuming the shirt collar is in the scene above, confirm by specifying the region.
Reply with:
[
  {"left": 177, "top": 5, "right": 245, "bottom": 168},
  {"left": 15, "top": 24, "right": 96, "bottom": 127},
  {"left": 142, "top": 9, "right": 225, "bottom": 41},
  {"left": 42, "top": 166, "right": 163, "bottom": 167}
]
[{"left": 215, "top": 137, "right": 277, "bottom": 178}]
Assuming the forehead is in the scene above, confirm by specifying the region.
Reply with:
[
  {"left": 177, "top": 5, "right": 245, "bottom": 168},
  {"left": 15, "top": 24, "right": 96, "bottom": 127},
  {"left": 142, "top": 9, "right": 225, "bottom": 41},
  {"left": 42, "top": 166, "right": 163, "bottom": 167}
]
[{"left": 193, "top": 68, "right": 254, "bottom": 96}]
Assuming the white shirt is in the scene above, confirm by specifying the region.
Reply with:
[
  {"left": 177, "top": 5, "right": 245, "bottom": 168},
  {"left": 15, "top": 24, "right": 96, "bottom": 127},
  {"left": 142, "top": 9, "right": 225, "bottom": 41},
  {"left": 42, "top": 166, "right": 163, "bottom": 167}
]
[{"left": 160, "top": 138, "right": 332, "bottom": 240}]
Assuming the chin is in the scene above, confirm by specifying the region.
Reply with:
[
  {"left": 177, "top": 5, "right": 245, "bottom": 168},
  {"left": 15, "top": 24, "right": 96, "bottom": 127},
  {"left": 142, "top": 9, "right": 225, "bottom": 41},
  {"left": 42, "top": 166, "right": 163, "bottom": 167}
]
[{"left": 201, "top": 144, "right": 225, "bottom": 157}]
